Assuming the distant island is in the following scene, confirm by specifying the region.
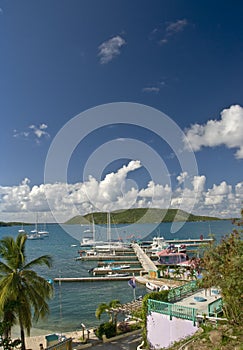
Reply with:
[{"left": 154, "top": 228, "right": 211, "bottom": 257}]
[
  {"left": 65, "top": 208, "right": 222, "bottom": 225},
  {"left": 0, "top": 222, "right": 32, "bottom": 227}
]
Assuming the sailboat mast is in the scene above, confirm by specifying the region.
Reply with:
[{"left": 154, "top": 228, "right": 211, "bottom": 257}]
[
  {"left": 107, "top": 212, "right": 111, "bottom": 244},
  {"left": 92, "top": 213, "right": 96, "bottom": 244},
  {"left": 36, "top": 213, "right": 38, "bottom": 232}
]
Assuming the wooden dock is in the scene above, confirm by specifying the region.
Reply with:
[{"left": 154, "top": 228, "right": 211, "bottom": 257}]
[
  {"left": 97, "top": 260, "right": 140, "bottom": 266},
  {"left": 92, "top": 267, "right": 142, "bottom": 275},
  {"left": 54, "top": 276, "right": 133, "bottom": 282},
  {"left": 132, "top": 243, "right": 158, "bottom": 272},
  {"left": 141, "top": 238, "right": 213, "bottom": 248},
  {"left": 75, "top": 254, "right": 137, "bottom": 261}
]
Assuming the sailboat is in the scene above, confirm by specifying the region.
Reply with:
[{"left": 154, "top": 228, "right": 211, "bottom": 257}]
[
  {"left": 18, "top": 223, "right": 26, "bottom": 233},
  {"left": 27, "top": 214, "right": 44, "bottom": 240},
  {"left": 38, "top": 222, "right": 49, "bottom": 236},
  {"left": 80, "top": 214, "right": 102, "bottom": 247},
  {"left": 94, "top": 212, "right": 130, "bottom": 252}
]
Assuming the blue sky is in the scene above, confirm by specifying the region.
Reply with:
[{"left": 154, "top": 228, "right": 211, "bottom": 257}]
[{"left": 0, "top": 0, "right": 242, "bottom": 222}]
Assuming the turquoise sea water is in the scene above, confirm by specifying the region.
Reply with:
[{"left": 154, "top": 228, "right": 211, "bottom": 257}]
[{"left": 0, "top": 220, "right": 233, "bottom": 334}]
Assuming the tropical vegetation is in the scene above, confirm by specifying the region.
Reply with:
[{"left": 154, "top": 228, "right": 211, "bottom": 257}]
[
  {"left": 200, "top": 209, "right": 243, "bottom": 325},
  {"left": 65, "top": 208, "right": 222, "bottom": 225},
  {"left": 0, "top": 320, "right": 21, "bottom": 350},
  {"left": 95, "top": 299, "right": 121, "bottom": 339},
  {"left": 0, "top": 233, "right": 53, "bottom": 350}
]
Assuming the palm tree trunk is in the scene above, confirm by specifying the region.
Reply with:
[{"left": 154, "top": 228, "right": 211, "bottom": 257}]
[{"left": 20, "top": 327, "right": 26, "bottom": 350}]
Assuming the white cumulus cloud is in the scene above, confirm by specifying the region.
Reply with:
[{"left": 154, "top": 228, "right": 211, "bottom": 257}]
[
  {"left": 185, "top": 105, "right": 243, "bottom": 158},
  {"left": 98, "top": 35, "right": 126, "bottom": 64},
  {"left": 0, "top": 161, "right": 242, "bottom": 222}
]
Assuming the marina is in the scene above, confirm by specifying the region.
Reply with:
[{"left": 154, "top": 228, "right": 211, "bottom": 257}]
[
  {"left": 74, "top": 236, "right": 211, "bottom": 276},
  {"left": 0, "top": 219, "right": 233, "bottom": 334}
]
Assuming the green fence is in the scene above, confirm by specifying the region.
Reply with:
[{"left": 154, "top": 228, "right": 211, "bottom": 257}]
[
  {"left": 208, "top": 298, "right": 223, "bottom": 316},
  {"left": 148, "top": 299, "right": 197, "bottom": 325},
  {"left": 168, "top": 280, "right": 198, "bottom": 302}
]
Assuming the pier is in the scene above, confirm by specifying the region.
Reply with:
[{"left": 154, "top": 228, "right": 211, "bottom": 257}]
[
  {"left": 132, "top": 243, "right": 158, "bottom": 272},
  {"left": 97, "top": 260, "right": 139, "bottom": 266},
  {"left": 54, "top": 276, "right": 133, "bottom": 282},
  {"left": 92, "top": 267, "right": 142, "bottom": 275},
  {"left": 141, "top": 237, "right": 213, "bottom": 248},
  {"left": 75, "top": 254, "right": 138, "bottom": 261}
]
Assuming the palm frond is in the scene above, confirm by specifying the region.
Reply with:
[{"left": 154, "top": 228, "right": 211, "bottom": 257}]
[{"left": 24, "top": 255, "right": 53, "bottom": 270}]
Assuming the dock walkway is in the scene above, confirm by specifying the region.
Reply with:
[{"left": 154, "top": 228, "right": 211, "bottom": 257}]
[
  {"left": 132, "top": 243, "right": 157, "bottom": 272},
  {"left": 54, "top": 276, "right": 133, "bottom": 282}
]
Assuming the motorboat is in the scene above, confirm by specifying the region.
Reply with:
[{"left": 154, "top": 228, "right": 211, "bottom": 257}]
[
  {"left": 111, "top": 264, "right": 130, "bottom": 270},
  {"left": 149, "top": 236, "right": 167, "bottom": 252},
  {"left": 146, "top": 281, "right": 160, "bottom": 291},
  {"left": 146, "top": 281, "right": 169, "bottom": 292},
  {"left": 80, "top": 237, "right": 104, "bottom": 248},
  {"left": 106, "top": 272, "right": 130, "bottom": 277}
]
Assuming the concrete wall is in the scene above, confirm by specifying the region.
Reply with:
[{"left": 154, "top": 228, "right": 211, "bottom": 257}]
[{"left": 147, "top": 312, "right": 198, "bottom": 349}]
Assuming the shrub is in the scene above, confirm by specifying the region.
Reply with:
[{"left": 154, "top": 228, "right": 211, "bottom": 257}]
[
  {"left": 117, "top": 321, "right": 131, "bottom": 333},
  {"left": 95, "top": 322, "right": 116, "bottom": 339}
]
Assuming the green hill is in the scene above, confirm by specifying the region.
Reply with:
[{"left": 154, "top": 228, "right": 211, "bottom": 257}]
[
  {"left": 0, "top": 222, "right": 31, "bottom": 227},
  {"left": 64, "top": 208, "right": 220, "bottom": 225}
]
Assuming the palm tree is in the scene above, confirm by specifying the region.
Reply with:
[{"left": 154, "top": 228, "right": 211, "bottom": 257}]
[
  {"left": 95, "top": 299, "right": 121, "bottom": 330},
  {"left": 0, "top": 233, "right": 53, "bottom": 350}
]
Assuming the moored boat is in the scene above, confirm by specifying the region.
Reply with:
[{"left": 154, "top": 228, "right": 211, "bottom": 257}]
[
  {"left": 38, "top": 222, "right": 49, "bottom": 236},
  {"left": 106, "top": 272, "right": 130, "bottom": 277},
  {"left": 27, "top": 233, "right": 44, "bottom": 240},
  {"left": 111, "top": 264, "right": 130, "bottom": 270},
  {"left": 146, "top": 281, "right": 160, "bottom": 291},
  {"left": 146, "top": 281, "right": 170, "bottom": 292},
  {"left": 18, "top": 223, "right": 26, "bottom": 233}
]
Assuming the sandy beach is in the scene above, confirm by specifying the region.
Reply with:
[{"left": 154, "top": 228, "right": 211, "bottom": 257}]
[{"left": 12, "top": 329, "right": 98, "bottom": 350}]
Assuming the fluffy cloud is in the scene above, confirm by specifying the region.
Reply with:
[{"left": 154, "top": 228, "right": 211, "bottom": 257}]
[
  {"left": 98, "top": 35, "right": 126, "bottom": 64},
  {"left": 204, "top": 181, "right": 232, "bottom": 206},
  {"left": 176, "top": 171, "right": 188, "bottom": 185},
  {"left": 13, "top": 123, "right": 50, "bottom": 143},
  {"left": 166, "top": 19, "right": 188, "bottom": 35},
  {"left": 192, "top": 175, "right": 206, "bottom": 193},
  {"left": 29, "top": 123, "right": 49, "bottom": 140},
  {"left": 0, "top": 162, "right": 242, "bottom": 222},
  {"left": 154, "top": 19, "right": 188, "bottom": 45},
  {"left": 185, "top": 105, "right": 243, "bottom": 158}
]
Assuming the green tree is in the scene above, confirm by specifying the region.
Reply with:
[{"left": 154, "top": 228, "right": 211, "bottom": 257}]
[
  {"left": 0, "top": 321, "right": 21, "bottom": 350},
  {"left": 95, "top": 299, "right": 121, "bottom": 330},
  {"left": 173, "top": 266, "right": 182, "bottom": 280},
  {"left": 201, "top": 213, "right": 243, "bottom": 324},
  {"left": 0, "top": 233, "right": 53, "bottom": 350}
]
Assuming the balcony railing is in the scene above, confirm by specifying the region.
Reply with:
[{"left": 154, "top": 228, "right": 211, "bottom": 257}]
[
  {"left": 208, "top": 298, "right": 223, "bottom": 316},
  {"left": 148, "top": 299, "right": 197, "bottom": 325},
  {"left": 168, "top": 280, "right": 198, "bottom": 302}
]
